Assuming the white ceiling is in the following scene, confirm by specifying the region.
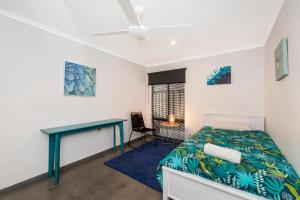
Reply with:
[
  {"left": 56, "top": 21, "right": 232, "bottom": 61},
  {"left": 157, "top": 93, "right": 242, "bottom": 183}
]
[{"left": 0, "top": 0, "right": 284, "bottom": 67}]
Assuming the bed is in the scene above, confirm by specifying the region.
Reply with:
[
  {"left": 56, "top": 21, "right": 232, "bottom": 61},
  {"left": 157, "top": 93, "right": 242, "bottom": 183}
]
[{"left": 156, "top": 114, "right": 300, "bottom": 200}]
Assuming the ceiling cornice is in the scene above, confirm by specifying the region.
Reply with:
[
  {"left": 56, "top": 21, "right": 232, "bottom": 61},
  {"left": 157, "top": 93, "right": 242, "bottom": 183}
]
[
  {"left": 0, "top": 8, "right": 148, "bottom": 67},
  {"left": 147, "top": 45, "right": 264, "bottom": 67}
]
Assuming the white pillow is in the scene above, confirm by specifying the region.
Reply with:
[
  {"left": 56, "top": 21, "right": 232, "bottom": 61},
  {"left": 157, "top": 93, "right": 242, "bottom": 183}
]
[{"left": 211, "top": 120, "right": 252, "bottom": 131}]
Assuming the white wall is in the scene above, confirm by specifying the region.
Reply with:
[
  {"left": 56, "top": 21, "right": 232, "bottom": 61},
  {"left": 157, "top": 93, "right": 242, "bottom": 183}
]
[
  {"left": 265, "top": 0, "right": 300, "bottom": 174},
  {"left": 148, "top": 48, "right": 265, "bottom": 136},
  {"left": 0, "top": 15, "right": 148, "bottom": 189}
]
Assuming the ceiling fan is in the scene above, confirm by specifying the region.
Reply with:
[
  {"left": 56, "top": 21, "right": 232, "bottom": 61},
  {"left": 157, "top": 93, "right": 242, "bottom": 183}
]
[{"left": 91, "top": 0, "right": 192, "bottom": 40}]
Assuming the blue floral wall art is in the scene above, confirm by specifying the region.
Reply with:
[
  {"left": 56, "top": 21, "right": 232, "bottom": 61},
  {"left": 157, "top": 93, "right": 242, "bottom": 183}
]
[
  {"left": 64, "top": 61, "right": 96, "bottom": 96},
  {"left": 207, "top": 66, "right": 231, "bottom": 85}
]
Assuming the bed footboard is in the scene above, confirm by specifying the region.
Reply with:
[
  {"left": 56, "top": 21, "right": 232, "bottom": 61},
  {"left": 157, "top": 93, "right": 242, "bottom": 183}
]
[{"left": 162, "top": 166, "right": 265, "bottom": 200}]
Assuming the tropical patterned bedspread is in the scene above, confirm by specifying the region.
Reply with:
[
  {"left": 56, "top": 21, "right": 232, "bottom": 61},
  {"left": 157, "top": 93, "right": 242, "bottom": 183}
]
[{"left": 156, "top": 127, "right": 300, "bottom": 200}]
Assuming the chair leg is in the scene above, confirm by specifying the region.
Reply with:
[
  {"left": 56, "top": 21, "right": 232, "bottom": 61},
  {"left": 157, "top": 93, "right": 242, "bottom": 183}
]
[
  {"left": 128, "top": 130, "right": 133, "bottom": 145},
  {"left": 144, "top": 131, "right": 158, "bottom": 146},
  {"left": 128, "top": 131, "right": 143, "bottom": 151},
  {"left": 153, "top": 131, "right": 159, "bottom": 146},
  {"left": 142, "top": 134, "right": 145, "bottom": 145}
]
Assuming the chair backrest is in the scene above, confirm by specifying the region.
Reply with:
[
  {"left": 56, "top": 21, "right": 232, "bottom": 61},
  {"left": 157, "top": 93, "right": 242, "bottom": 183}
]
[{"left": 131, "top": 112, "right": 146, "bottom": 130}]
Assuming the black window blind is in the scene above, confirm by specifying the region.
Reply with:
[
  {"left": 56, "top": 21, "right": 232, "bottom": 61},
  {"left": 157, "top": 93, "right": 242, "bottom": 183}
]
[
  {"left": 151, "top": 83, "right": 185, "bottom": 141},
  {"left": 148, "top": 68, "right": 186, "bottom": 85}
]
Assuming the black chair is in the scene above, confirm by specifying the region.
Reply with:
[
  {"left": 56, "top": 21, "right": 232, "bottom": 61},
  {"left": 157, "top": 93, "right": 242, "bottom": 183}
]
[{"left": 128, "top": 112, "right": 156, "bottom": 150}]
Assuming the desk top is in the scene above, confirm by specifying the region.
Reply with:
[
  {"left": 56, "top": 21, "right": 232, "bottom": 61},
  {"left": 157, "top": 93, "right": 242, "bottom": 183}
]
[{"left": 41, "top": 118, "right": 126, "bottom": 135}]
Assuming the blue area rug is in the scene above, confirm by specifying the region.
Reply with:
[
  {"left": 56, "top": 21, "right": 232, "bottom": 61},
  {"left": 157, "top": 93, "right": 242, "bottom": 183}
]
[{"left": 104, "top": 139, "right": 179, "bottom": 192}]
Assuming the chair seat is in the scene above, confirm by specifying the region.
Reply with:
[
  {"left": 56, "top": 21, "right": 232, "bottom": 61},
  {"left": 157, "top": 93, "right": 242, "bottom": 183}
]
[{"left": 133, "top": 127, "right": 155, "bottom": 133}]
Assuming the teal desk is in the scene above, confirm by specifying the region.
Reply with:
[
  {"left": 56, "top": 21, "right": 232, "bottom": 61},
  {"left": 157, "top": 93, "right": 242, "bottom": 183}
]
[{"left": 41, "top": 118, "right": 126, "bottom": 185}]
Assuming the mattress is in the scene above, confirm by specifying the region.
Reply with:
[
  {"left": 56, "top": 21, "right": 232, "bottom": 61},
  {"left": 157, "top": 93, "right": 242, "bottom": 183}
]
[{"left": 156, "top": 126, "right": 300, "bottom": 200}]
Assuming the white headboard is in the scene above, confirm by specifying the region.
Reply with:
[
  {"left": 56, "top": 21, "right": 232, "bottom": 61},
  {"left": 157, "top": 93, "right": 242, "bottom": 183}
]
[{"left": 203, "top": 113, "right": 265, "bottom": 131}]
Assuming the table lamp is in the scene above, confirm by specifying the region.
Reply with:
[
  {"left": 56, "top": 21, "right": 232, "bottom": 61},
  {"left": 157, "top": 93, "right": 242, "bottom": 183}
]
[{"left": 169, "top": 115, "right": 176, "bottom": 124}]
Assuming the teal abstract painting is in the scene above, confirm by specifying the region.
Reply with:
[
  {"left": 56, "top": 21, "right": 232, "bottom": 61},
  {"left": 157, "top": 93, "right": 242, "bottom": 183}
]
[
  {"left": 64, "top": 61, "right": 96, "bottom": 96},
  {"left": 207, "top": 66, "right": 231, "bottom": 85}
]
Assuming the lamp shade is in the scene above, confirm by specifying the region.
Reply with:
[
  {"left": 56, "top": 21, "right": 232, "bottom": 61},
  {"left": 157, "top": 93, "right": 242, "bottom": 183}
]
[{"left": 169, "top": 115, "right": 176, "bottom": 124}]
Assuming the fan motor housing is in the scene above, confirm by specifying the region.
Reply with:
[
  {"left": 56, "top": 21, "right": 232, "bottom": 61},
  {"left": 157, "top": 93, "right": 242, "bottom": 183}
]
[{"left": 129, "top": 25, "right": 148, "bottom": 40}]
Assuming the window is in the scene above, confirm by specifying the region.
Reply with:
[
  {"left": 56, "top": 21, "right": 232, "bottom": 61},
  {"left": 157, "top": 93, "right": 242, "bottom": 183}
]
[{"left": 151, "top": 83, "right": 185, "bottom": 141}]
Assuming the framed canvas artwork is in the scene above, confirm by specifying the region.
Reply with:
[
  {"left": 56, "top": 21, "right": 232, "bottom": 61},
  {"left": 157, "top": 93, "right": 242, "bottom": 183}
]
[
  {"left": 64, "top": 61, "right": 96, "bottom": 96},
  {"left": 274, "top": 38, "right": 289, "bottom": 81},
  {"left": 207, "top": 66, "right": 231, "bottom": 85}
]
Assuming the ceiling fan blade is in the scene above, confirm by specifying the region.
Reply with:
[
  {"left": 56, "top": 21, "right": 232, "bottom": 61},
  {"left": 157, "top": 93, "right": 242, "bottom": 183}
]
[
  {"left": 147, "top": 25, "right": 192, "bottom": 31},
  {"left": 91, "top": 30, "right": 129, "bottom": 37},
  {"left": 118, "top": 0, "right": 140, "bottom": 25}
]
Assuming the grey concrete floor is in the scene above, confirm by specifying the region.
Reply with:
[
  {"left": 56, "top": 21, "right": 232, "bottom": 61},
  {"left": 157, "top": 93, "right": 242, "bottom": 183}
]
[{"left": 0, "top": 143, "right": 162, "bottom": 200}]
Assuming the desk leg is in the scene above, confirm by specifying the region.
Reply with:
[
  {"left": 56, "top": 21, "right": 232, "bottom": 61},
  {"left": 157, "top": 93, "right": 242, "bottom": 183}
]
[
  {"left": 54, "top": 134, "right": 61, "bottom": 185},
  {"left": 118, "top": 122, "right": 124, "bottom": 154},
  {"left": 48, "top": 135, "right": 55, "bottom": 177},
  {"left": 113, "top": 125, "right": 116, "bottom": 150}
]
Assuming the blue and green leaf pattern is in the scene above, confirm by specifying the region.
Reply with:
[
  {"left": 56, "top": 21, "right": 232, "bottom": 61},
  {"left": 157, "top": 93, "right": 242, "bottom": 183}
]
[{"left": 156, "top": 127, "right": 300, "bottom": 200}]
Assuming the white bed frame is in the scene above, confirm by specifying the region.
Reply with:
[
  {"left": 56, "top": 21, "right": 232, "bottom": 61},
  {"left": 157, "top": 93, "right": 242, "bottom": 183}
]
[{"left": 163, "top": 114, "right": 266, "bottom": 200}]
